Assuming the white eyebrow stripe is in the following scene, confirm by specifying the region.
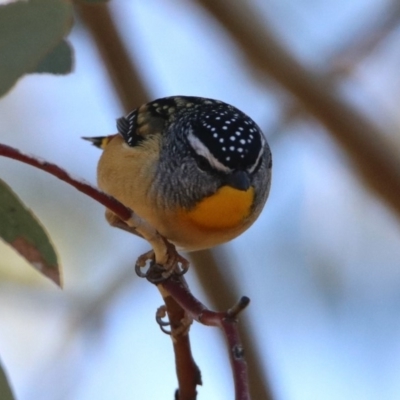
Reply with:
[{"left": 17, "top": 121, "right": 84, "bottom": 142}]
[
  {"left": 187, "top": 131, "right": 232, "bottom": 173},
  {"left": 248, "top": 134, "right": 265, "bottom": 173}
]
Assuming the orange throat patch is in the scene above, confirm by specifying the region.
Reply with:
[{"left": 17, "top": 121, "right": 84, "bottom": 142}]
[{"left": 182, "top": 186, "right": 255, "bottom": 231}]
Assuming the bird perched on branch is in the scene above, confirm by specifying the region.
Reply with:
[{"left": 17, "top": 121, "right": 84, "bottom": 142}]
[{"left": 84, "top": 96, "right": 272, "bottom": 252}]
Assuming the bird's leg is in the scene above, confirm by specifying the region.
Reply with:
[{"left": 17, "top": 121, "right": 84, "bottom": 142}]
[
  {"left": 135, "top": 240, "right": 189, "bottom": 283},
  {"left": 105, "top": 210, "right": 189, "bottom": 281},
  {"left": 105, "top": 209, "right": 143, "bottom": 238}
]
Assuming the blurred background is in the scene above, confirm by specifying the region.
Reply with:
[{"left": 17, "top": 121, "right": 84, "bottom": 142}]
[{"left": 1, "top": 0, "right": 400, "bottom": 399}]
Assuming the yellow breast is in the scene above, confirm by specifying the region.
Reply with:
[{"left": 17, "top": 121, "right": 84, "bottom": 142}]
[{"left": 181, "top": 186, "right": 255, "bottom": 231}]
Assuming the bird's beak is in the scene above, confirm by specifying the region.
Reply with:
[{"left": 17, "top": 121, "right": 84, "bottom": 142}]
[{"left": 224, "top": 170, "right": 251, "bottom": 191}]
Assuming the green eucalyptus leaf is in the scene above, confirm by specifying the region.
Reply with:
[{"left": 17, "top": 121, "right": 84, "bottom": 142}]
[
  {"left": 0, "top": 179, "right": 61, "bottom": 286},
  {"left": 0, "top": 0, "right": 74, "bottom": 97},
  {"left": 31, "top": 39, "right": 74, "bottom": 75},
  {"left": 0, "top": 359, "right": 15, "bottom": 400}
]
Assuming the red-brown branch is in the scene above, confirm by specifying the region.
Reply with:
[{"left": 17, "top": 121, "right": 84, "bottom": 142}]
[
  {"left": 162, "top": 276, "right": 251, "bottom": 400},
  {"left": 158, "top": 291, "right": 201, "bottom": 400},
  {"left": 0, "top": 143, "right": 132, "bottom": 221}
]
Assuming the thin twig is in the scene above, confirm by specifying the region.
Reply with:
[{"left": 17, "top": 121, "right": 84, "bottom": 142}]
[
  {"left": 158, "top": 285, "right": 202, "bottom": 400},
  {"left": 161, "top": 275, "right": 251, "bottom": 400},
  {"left": 191, "top": 250, "right": 274, "bottom": 400},
  {"left": 331, "top": 0, "right": 400, "bottom": 74},
  {"left": 274, "top": 0, "right": 400, "bottom": 142},
  {"left": 0, "top": 143, "right": 131, "bottom": 220}
]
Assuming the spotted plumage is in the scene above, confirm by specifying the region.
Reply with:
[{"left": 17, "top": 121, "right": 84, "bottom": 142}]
[{"left": 117, "top": 96, "right": 266, "bottom": 175}]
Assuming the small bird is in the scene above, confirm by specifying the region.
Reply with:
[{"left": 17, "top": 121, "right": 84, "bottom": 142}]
[{"left": 84, "top": 96, "right": 272, "bottom": 252}]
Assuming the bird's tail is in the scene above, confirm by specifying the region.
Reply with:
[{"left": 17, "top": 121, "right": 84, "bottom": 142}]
[{"left": 82, "top": 135, "right": 116, "bottom": 149}]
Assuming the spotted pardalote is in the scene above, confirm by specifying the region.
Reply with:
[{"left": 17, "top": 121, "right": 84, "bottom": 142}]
[{"left": 85, "top": 96, "right": 272, "bottom": 251}]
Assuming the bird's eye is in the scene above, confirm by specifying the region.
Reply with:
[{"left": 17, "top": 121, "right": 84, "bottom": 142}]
[{"left": 196, "top": 155, "right": 212, "bottom": 172}]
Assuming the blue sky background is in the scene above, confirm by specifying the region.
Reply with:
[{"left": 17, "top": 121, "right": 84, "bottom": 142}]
[{"left": 1, "top": 0, "right": 400, "bottom": 399}]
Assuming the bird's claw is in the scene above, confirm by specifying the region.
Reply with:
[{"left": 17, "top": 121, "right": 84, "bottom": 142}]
[
  {"left": 135, "top": 244, "right": 189, "bottom": 283},
  {"left": 156, "top": 306, "right": 193, "bottom": 337}
]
